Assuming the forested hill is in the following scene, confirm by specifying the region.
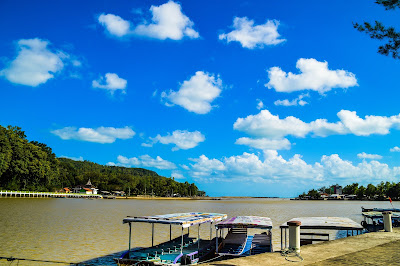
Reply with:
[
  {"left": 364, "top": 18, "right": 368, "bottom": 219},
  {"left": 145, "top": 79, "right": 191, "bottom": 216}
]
[{"left": 0, "top": 125, "right": 201, "bottom": 196}]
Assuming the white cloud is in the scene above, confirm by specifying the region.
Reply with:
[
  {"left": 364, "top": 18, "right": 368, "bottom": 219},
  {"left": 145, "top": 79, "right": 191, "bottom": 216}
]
[
  {"left": 171, "top": 171, "right": 185, "bottom": 179},
  {"left": 98, "top": 1, "right": 199, "bottom": 40},
  {"left": 51, "top": 126, "right": 135, "bottom": 143},
  {"left": 274, "top": 93, "right": 309, "bottom": 107},
  {"left": 1, "top": 38, "right": 65, "bottom": 87},
  {"left": 219, "top": 17, "right": 285, "bottom": 49},
  {"left": 337, "top": 110, "right": 400, "bottom": 136},
  {"left": 144, "top": 130, "right": 205, "bottom": 151},
  {"left": 134, "top": 1, "right": 199, "bottom": 40},
  {"left": 92, "top": 73, "right": 127, "bottom": 94},
  {"left": 59, "top": 155, "right": 84, "bottom": 161},
  {"left": 234, "top": 109, "right": 400, "bottom": 141},
  {"left": 235, "top": 137, "right": 291, "bottom": 150},
  {"left": 390, "top": 146, "right": 400, "bottom": 152},
  {"left": 161, "top": 71, "right": 222, "bottom": 114},
  {"left": 265, "top": 58, "right": 358, "bottom": 94},
  {"left": 357, "top": 152, "right": 383, "bottom": 160},
  {"left": 117, "top": 155, "right": 176, "bottom": 170},
  {"left": 256, "top": 99, "right": 264, "bottom": 110},
  {"left": 189, "top": 155, "right": 226, "bottom": 178},
  {"left": 98, "top": 14, "right": 131, "bottom": 37},
  {"left": 234, "top": 110, "right": 311, "bottom": 139},
  {"left": 188, "top": 151, "right": 400, "bottom": 184}
]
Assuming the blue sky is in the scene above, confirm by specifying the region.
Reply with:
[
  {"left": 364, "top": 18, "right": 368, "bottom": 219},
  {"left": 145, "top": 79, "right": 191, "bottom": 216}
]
[{"left": 1, "top": 0, "right": 400, "bottom": 197}]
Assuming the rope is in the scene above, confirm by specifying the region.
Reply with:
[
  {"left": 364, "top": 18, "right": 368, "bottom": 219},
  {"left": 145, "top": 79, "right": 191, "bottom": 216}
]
[
  {"left": 0, "top": 256, "right": 76, "bottom": 265},
  {"left": 281, "top": 248, "right": 304, "bottom": 262}
]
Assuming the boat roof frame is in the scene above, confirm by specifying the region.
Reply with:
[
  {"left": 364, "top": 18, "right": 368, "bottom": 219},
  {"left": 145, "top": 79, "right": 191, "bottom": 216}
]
[
  {"left": 280, "top": 217, "right": 363, "bottom": 230},
  {"left": 216, "top": 216, "right": 273, "bottom": 229},
  {"left": 123, "top": 212, "right": 228, "bottom": 228}
]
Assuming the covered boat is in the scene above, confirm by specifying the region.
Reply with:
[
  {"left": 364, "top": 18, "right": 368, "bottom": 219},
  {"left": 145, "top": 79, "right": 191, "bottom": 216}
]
[
  {"left": 114, "top": 212, "right": 227, "bottom": 266},
  {"left": 215, "top": 216, "right": 273, "bottom": 257},
  {"left": 280, "top": 217, "right": 364, "bottom": 249}
]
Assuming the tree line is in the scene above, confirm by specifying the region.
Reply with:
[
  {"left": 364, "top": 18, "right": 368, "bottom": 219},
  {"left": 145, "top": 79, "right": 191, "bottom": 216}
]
[
  {"left": 299, "top": 182, "right": 400, "bottom": 200},
  {"left": 0, "top": 125, "right": 202, "bottom": 197}
]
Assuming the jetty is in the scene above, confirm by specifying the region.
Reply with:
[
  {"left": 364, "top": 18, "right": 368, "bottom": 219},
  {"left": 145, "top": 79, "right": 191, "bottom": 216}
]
[
  {"left": 205, "top": 228, "right": 400, "bottom": 265},
  {"left": 0, "top": 190, "right": 102, "bottom": 199}
]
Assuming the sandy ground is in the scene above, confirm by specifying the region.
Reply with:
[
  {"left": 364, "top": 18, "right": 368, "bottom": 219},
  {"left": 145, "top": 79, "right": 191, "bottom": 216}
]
[{"left": 205, "top": 228, "right": 400, "bottom": 266}]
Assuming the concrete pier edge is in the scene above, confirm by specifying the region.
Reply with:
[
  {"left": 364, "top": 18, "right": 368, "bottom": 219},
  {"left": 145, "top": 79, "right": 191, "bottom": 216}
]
[{"left": 205, "top": 228, "right": 400, "bottom": 265}]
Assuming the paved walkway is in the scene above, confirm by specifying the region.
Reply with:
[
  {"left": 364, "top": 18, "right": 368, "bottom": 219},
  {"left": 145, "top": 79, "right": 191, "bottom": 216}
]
[{"left": 205, "top": 228, "right": 400, "bottom": 265}]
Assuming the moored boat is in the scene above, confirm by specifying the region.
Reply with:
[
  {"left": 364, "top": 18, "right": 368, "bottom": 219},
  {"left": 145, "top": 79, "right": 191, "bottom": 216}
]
[
  {"left": 215, "top": 216, "right": 273, "bottom": 257},
  {"left": 114, "top": 212, "right": 227, "bottom": 266}
]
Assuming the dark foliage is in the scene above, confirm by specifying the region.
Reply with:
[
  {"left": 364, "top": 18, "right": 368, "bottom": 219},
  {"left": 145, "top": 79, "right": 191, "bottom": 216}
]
[
  {"left": 0, "top": 125, "right": 200, "bottom": 197},
  {"left": 354, "top": 0, "right": 400, "bottom": 59}
]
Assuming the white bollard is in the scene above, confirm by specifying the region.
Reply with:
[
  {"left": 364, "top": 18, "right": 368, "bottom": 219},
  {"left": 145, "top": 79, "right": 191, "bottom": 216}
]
[
  {"left": 383, "top": 211, "right": 393, "bottom": 232},
  {"left": 288, "top": 220, "right": 301, "bottom": 252}
]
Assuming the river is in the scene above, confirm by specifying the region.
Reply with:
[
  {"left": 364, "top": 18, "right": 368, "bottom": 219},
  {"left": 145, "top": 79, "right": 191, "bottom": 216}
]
[{"left": 0, "top": 198, "right": 394, "bottom": 265}]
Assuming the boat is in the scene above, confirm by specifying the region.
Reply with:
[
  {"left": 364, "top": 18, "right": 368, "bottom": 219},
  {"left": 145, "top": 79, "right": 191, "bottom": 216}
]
[
  {"left": 215, "top": 216, "right": 273, "bottom": 257},
  {"left": 361, "top": 206, "right": 400, "bottom": 212},
  {"left": 114, "top": 212, "right": 227, "bottom": 266},
  {"left": 280, "top": 217, "right": 364, "bottom": 249},
  {"left": 361, "top": 211, "right": 400, "bottom": 232}
]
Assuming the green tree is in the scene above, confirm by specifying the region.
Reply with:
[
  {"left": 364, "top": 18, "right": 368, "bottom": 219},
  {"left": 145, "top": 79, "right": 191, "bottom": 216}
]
[
  {"left": 354, "top": 0, "right": 400, "bottom": 59},
  {"left": 365, "top": 183, "right": 377, "bottom": 199}
]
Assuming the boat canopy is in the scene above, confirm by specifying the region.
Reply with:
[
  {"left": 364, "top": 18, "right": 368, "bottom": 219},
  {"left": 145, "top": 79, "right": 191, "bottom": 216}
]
[
  {"left": 362, "top": 211, "right": 400, "bottom": 219},
  {"left": 216, "top": 216, "right": 273, "bottom": 229},
  {"left": 280, "top": 217, "right": 363, "bottom": 230},
  {"left": 123, "top": 212, "right": 227, "bottom": 228}
]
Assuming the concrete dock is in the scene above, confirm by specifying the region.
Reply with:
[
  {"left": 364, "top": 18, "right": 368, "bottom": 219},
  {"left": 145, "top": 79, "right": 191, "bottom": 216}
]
[{"left": 206, "top": 228, "right": 400, "bottom": 265}]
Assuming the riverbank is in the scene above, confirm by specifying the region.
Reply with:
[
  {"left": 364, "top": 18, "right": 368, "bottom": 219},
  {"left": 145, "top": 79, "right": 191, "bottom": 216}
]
[
  {"left": 206, "top": 228, "right": 400, "bottom": 265},
  {"left": 115, "top": 196, "right": 217, "bottom": 200}
]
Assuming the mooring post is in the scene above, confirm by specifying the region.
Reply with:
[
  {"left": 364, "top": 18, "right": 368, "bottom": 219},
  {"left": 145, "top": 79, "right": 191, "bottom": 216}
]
[
  {"left": 383, "top": 211, "right": 393, "bottom": 232},
  {"left": 128, "top": 222, "right": 132, "bottom": 256},
  {"left": 288, "top": 220, "right": 301, "bottom": 253}
]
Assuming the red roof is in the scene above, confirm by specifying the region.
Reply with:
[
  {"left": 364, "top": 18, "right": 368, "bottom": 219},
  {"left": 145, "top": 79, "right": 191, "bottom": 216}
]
[{"left": 83, "top": 188, "right": 92, "bottom": 191}]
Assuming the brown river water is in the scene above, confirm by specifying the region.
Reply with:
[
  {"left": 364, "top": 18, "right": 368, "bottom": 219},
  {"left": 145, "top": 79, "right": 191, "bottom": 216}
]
[{"left": 0, "top": 198, "right": 394, "bottom": 265}]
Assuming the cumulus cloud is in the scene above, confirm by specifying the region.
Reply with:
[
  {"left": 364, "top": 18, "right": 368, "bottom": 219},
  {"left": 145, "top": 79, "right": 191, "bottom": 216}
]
[
  {"left": 0, "top": 38, "right": 71, "bottom": 87},
  {"left": 161, "top": 71, "right": 223, "bottom": 114},
  {"left": 189, "top": 155, "right": 226, "bottom": 178},
  {"left": 390, "top": 146, "right": 400, "bottom": 152},
  {"left": 235, "top": 137, "right": 291, "bottom": 150},
  {"left": 98, "top": 14, "right": 131, "bottom": 37},
  {"left": 51, "top": 126, "right": 135, "bottom": 143},
  {"left": 357, "top": 152, "right": 383, "bottom": 160},
  {"left": 337, "top": 110, "right": 400, "bottom": 136},
  {"left": 92, "top": 73, "right": 127, "bottom": 94},
  {"left": 144, "top": 130, "right": 205, "bottom": 151},
  {"left": 234, "top": 109, "right": 400, "bottom": 142},
  {"left": 234, "top": 110, "right": 310, "bottom": 139},
  {"left": 188, "top": 151, "right": 400, "bottom": 184},
  {"left": 117, "top": 155, "right": 176, "bottom": 169},
  {"left": 265, "top": 58, "right": 358, "bottom": 94},
  {"left": 219, "top": 17, "right": 285, "bottom": 49},
  {"left": 274, "top": 93, "right": 309, "bottom": 107},
  {"left": 98, "top": 1, "right": 199, "bottom": 40}
]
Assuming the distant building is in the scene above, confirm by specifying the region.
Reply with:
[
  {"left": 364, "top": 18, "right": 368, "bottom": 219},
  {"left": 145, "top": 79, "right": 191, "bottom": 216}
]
[
  {"left": 331, "top": 185, "right": 342, "bottom": 195},
  {"left": 72, "top": 179, "right": 98, "bottom": 194}
]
